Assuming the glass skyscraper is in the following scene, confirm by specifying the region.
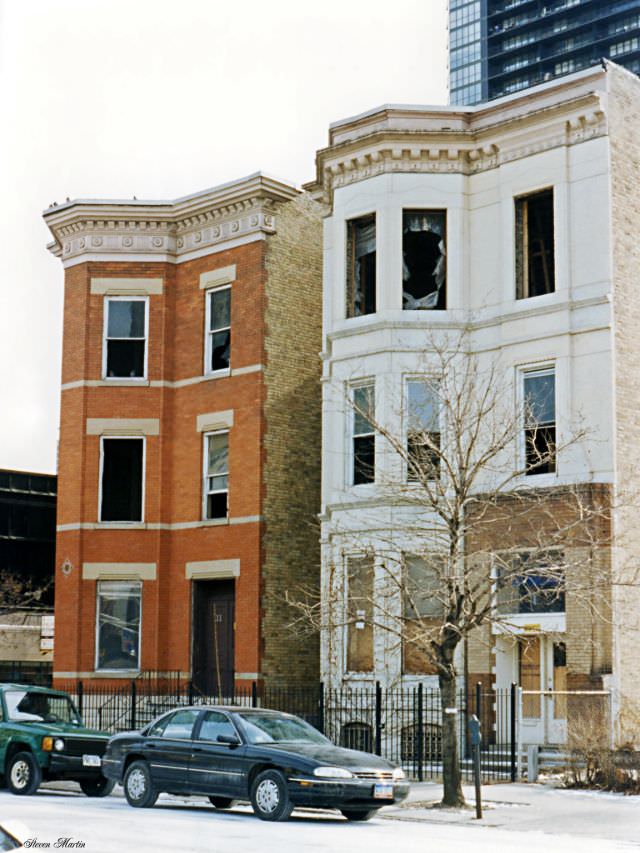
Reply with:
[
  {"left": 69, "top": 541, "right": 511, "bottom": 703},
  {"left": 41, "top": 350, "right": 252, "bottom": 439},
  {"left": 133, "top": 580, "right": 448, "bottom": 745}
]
[{"left": 449, "top": 0, "right": 640, "bottom": 105}]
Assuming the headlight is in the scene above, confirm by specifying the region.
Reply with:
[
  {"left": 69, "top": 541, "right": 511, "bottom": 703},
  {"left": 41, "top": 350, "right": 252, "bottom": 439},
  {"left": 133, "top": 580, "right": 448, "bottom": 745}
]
[
  {"left": 313, "top": 766, "right": 354, "bottom": 779},
  {"left": 54, "top": 738, "right": 65, "bottom": 752},
  {"left": 392, "top": 767, "right": 406, "bottom": 781}
]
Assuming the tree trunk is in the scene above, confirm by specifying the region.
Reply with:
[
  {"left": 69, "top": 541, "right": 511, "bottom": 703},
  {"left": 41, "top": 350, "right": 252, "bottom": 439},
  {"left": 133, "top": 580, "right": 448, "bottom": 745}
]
[{"left": 439, "top": 670, "right": 465, "bottom": 807}]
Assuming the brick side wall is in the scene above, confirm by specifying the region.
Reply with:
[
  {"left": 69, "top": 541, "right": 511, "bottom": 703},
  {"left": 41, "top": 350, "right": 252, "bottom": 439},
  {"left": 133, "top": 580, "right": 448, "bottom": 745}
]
[
  {"left": 261, "top": 194, "right": 323, "bottom": 685},
  {"left": 606, "top": 64, "right": 640, "bottom": 745}
]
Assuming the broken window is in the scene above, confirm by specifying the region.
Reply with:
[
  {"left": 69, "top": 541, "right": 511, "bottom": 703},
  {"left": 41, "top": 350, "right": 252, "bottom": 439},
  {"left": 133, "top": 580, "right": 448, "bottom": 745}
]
[
  {"left": 204, "top": 431, "right": 229, "bottom": 519},
  {"left": 496, "top": 550, "right": 565, "bottom": 615},
  {"left": 346, "top": 215, "right": 376, "bottom": 317},
  {"left": 407, "top": 380, "right": 440, "bottom": 481},
  {"left": 96, "top": 581, "right": 141, "bottom": 670},
  {"left": 352, "top": 384, "right": 375, "bottom": 485},
  {"left": 100, "top": 437, "right": 144, "bottom": 522},
  {"left": 402, "top": 555, "right": 443, "bottom": 675},
  {"left": 402, "top": 211, "right": 446, "bottom": 310},
  {"left": 515, "top": 189, "right": 555, "bottom": 299},
  {"left": 523, "top": 368, "right": 556, "bottom": 475},
  {"left": 206, "top": 286, "right": 231, "bottom": 373},
  {"left": 346, "top": 557, "right": 374, "bottom": 672},
  {"left": 104, "top": 298, "right": 146, "bottom": 378}
]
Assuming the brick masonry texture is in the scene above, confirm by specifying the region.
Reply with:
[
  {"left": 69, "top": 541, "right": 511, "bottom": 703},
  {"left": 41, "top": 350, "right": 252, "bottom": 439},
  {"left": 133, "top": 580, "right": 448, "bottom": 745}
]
[{"left": 53, "top": 197, "right": 323, "bottom": 688}]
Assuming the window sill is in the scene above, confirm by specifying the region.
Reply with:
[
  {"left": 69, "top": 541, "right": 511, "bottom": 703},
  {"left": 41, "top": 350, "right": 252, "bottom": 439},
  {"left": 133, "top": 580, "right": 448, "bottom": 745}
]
[
  {"left": 101, "top": 377, "right": 149, "bottom": 385},
  {"left": 203, "top": 369, "right": 231, "bottom": 380},
  {"left": 92, "top": 669, "right": 141, "bottom": 678},
  {"left": 96, "top": 521, "right": 145, "bottom": 528},
  {"left": 200, "top": 517, "right": 229, "bottom": 527}
]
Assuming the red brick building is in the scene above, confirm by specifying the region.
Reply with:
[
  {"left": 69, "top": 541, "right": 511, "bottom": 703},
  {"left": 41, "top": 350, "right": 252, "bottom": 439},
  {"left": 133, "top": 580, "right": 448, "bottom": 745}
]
[{"left": 43, "top": 174, "right": 322, "bottom": 691}]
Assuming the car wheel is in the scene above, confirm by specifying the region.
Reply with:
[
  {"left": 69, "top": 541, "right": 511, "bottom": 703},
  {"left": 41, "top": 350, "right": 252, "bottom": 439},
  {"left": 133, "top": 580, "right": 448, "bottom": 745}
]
[
  {"left": 341, "top": 809, "right": 378, "bottom": 821},
  {"left": 208, "top": 796, "right": 234, "bottom": 809},
  {"left": 123, "top": 761, "right": 158, "bottom": 808},
  {"left": 79, "top": 776, "right": 116, "bottom": 797},
  {"left": 7, "top": 751, "right": 42, "bottom": 796},
  {"left": 250, "top": 769, "right": 293, "bottom": 822}
]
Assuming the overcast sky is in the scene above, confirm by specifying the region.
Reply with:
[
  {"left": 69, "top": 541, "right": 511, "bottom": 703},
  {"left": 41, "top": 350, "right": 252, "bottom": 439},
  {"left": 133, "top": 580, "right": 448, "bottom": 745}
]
[{"left": 0, "top": 0, "right": 448, "bottom": 474}]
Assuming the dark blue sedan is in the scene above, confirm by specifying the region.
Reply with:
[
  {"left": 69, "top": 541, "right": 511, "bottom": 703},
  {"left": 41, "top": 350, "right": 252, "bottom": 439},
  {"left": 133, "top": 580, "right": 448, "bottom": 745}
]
[{"left": 102, "top": 706, "right": 409, "bottom": 821}]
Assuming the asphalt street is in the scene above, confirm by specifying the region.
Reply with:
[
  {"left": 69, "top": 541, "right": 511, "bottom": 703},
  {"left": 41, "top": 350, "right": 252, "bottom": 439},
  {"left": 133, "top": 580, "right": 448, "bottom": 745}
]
[{"left": 0, "top": 786, "right": 638, "bottom": 853}]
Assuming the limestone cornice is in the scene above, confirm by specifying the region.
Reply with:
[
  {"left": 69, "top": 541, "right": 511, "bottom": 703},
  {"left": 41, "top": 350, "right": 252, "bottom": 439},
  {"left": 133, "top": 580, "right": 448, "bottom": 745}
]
[
  {"left": 43, "top": 172, "right": 299, "bottom": 266},
  {"left": 305, "top": 68, "right": 609, "bottom": 205}
]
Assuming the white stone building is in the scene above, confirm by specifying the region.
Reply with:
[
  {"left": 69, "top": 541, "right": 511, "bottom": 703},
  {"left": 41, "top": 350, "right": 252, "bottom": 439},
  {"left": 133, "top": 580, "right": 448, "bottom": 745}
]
[{"left": 307, "top": 61, "right": 640, "bottom": 748}]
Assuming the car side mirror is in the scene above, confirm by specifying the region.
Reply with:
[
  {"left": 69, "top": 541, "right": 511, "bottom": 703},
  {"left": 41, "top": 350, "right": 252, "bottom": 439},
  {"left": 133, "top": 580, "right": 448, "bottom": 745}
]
[{"left": 217, "top": 734, "right": 241, "bottom": 747}]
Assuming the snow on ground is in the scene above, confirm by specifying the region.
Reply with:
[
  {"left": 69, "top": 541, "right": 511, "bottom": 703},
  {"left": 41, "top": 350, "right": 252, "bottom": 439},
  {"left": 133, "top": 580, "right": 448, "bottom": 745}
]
[{"left": 0, "top": 789, "right": 637, "bottom": 853}]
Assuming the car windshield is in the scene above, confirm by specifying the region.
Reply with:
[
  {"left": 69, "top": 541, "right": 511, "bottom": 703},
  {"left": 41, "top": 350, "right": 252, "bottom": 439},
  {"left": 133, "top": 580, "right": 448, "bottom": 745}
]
[
  {"left": 238, "top": 713, "right": 329, "bottom": 745},
  {"left": 4, "top": 690, "right": 81, "bottom": 725}
]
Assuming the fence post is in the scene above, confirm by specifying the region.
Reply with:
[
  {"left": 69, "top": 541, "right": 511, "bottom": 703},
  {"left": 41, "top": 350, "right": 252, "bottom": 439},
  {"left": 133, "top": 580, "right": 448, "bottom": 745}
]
[
  {"left": 375, "top": 681, "right": 382, "bottom": 756},
  {"left": 77, "top": 680, "right": 83, "bottom": 719},
  {"left": 318, "top": 682, "right": 325, "bottom": 735},
  {"left": 510, "top": 682, "right": 517, "bottom": 782},
  {"left": 251, "top": 680, "right": 258, "bottom": 708},
  {"left": 188, "top": 680, "right": 194, "bottom": 705},
  {"left": 416, "top": 683, "right": 424, "bottom": 782},
  {"left": 475, "top": 681, "right": 482, "bottom": 721},
  {"left": 130, "top": 680, "right": 137, "bottom": 730}
]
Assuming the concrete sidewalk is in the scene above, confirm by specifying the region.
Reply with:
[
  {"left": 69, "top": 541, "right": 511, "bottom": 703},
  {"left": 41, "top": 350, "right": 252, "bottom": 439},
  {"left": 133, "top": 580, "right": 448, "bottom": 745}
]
[{"left": 381, "top": 781, "right": 640, "bottom": 845}]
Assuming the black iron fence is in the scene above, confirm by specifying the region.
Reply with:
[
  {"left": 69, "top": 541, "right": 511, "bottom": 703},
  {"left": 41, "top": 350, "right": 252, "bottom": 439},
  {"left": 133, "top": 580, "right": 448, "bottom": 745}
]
[{"left": 51, "top": 673, "right": 517, "bottom": 782}]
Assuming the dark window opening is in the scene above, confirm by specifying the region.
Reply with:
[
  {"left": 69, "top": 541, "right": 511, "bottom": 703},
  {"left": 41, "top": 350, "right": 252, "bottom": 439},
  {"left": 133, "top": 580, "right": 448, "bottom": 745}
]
[
  {"left": 402, "top": 210, "right": 446, "bottom": 310},
  {"left": 524, "top": 369, "right": 556, "bottom": 475},
  {"left": 100, "top": 438, "right": 143, "bottom": 522},
  {"left": 515, "top": 189, "right": 555, "bottom": 299},
  {"left": 352, "top": 385, "right": 375, "bottom": 485},
  {"left": 205, "top": 432, "right": 229, "bottom": 519},
  {"left": 208, "top": 288, "right": 231, "bottom": 372},
  {"left": 105, "top": 299, "right": 146, "bottom": 378},
  {"left": 340, "top": 722, "right": 373, "bottom": 753},
  {"left": 347, "top": 215, "right": 376, "bottom": 317},
  {"left": 407, "top": 380, "right": 440, "bottom": 481}
]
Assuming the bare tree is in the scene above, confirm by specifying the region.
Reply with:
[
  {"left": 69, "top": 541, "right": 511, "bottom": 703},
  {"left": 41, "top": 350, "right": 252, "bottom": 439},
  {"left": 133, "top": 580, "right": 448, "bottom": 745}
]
[{"left": 289, "top": 328, "right": 620, "bottom": 807}]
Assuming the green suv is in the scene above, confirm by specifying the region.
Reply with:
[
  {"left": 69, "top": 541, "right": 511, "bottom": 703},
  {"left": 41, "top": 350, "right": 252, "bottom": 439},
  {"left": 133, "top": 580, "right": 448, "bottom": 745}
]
[{"left": 0, "top": 683, "right": 114, "bottom": 797}]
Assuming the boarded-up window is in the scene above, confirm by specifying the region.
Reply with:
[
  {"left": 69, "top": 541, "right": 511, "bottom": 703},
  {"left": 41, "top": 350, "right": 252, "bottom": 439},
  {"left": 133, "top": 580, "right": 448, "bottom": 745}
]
[
  {"left": 402, "top": 556, "right": 443, "bottom": 675},
  {"left": 515, "top": 189, "right": 555, "bottom": 299},
  {"left": 519, "top": 637, "right": 541, "bottom": 718},
  {"left": 347, "top": 557, "right": 374, "bottom": 672},
  {"left": 402, "top": 211, "right": 446, "bottom": 310},
  {"left": 346, "top": 215, "right": 376, "bottom": 317},
  {"left": 407, "top": 380, "right": 440, "bottom": 481}
]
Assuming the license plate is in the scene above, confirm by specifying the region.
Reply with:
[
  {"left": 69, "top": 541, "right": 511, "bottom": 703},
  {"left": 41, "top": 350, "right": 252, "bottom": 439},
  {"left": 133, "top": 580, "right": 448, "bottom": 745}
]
[
  {"left": 82, "top": 754, "right": 101, "bottom": 767},
  {"left": 373, "top": 783, "right": 393, "bottom": 799}
]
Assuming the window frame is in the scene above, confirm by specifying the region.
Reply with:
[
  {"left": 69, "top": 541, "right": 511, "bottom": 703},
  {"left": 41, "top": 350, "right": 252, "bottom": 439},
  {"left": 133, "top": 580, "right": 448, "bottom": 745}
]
[
  {"left": 346, "top": 213, "right": 377, "bottom": 319},
  {"left": 520, "top": 365, "right": 556, "bottom": 478},
  {"left": 102, "top": 295, "right": 149, "bottom": 381},
  {"left": 350, "top": 381, "right": 376, "bottom": 486},
  {"left": 405, "top": 377, "right": 441, "bottom": 482},
  {"left": 98, "top": 435, "right": 146, "bottom": 524},
  {"left": 514, "top": 187, "right": 555, "bottom": 300},
  {"left": 204, "top": 284, "right": 232, "bottom": 377},
  {"left": 492, "top": 549, "right": 565, "bottom": 618},
  {"left": 94, "top": 580, "right": 142, "bottom": 673},
  {"left": 202, "top": 429, "right": 230, "bottom": 521}
]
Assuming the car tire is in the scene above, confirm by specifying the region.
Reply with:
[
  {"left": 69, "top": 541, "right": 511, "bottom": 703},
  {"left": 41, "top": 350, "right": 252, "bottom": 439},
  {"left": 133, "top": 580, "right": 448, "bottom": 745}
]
[
  {"left": 7, "top": 751, "right": 42, "bottom": 796},
  {"left": 250, "top": 769, "right": 293, "bottom": 822},
  {"left": 79, "top": 776, "right": 116, "bottom": 797},
  {"left": 341, "top": 809, "right": 378, "bottom": 821},
  {"left": 208, "top": 796, "right": 234, "bottom": 809},
  {"left": 123, "top": 760, "right": 158, "bottom": 808}
]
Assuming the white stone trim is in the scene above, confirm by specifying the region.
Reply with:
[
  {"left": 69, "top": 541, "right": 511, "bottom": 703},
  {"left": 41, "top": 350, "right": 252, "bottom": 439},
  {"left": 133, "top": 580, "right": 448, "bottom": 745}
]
[
  {"left": 235, "top": 672, "right": 262, "bottom": 680},
  {"left": 82, "top": 562, "right": 157, "bottom": 580},
  {"left": 61, "top": 364, "right": 264, "bottom": 392},
  {"left": 91, "top": 277, "right": 163, "bottom": 295},
  {"left": 185, "top": 559, "right": 240, "bottom": 580},
  {"left": 199, "top": 265, "right": 236, "bottom": 289},
  {"left": 86, "top": 418, "right": 160, "bottom": 436},
  {"left": 196, "top": 410, "right": 234, "bottom": 432},
  {"left": 57, "top": 515, "right": 263, "bottom": 532}
]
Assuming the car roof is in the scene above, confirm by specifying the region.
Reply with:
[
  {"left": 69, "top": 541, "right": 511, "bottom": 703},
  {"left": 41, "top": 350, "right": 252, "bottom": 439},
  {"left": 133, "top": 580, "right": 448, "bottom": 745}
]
[
  {"left": 157, "top": 706, "right": 294, "bottom": 716},
  {"left": 0, "top": 683, "right": 69, "bottom": 697}
]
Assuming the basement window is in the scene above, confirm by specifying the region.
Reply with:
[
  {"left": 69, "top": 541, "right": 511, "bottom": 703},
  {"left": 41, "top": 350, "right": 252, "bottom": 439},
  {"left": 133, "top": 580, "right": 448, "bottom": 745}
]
[
  {"left": 204, "top": 431, "right": 229, "bottom": 520},
  {"left": 104, "top": 297, "right": 147, "bottom": 378},
  {"left": 402, "top": 211, "right": 446, "bottom": 310},
  {"left": 206, "top": 286, "right": 231, "bottom": 373},
  {"left": 346, "top": 215, "right": 376, "bottom": 317},
  {"left": 96, "top": 581, "right": 141, "bottom": 671},
  {"left": 100, "top": 437, "right": 144, "bottom": 522},
  {"left": 515, "top": 189, "right": 555, "bottom": 299}
]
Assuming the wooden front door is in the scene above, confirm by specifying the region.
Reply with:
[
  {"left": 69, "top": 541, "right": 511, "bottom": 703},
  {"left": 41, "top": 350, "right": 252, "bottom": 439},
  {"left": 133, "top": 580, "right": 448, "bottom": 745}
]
[{"left": 192, "top": 580, "right": 235, "bottom": 697}]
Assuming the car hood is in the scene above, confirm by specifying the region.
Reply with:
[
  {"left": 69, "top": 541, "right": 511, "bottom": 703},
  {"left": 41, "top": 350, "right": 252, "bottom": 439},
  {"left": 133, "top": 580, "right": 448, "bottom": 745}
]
[
  {"left": 253, "top": 742, "right": 396, "bottom": 770},
  {"left": 8, "top": 722, "right": 108, "bottom": 738}
]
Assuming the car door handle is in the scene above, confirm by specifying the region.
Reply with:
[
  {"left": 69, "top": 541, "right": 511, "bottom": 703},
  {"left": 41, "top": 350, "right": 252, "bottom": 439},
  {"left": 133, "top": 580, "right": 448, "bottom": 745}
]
[
  {"left": 146, "top": 743, "right": 156, "bottom": 749},
  {"left": 192, "top": 746, "right": 204, "bottom": 753}
]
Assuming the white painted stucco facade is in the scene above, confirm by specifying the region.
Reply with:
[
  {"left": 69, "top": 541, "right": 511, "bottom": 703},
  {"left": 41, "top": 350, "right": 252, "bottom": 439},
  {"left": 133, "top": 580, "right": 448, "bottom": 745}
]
[{"left": 309, "top": 62, "right": 640, "bottom": 745}]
